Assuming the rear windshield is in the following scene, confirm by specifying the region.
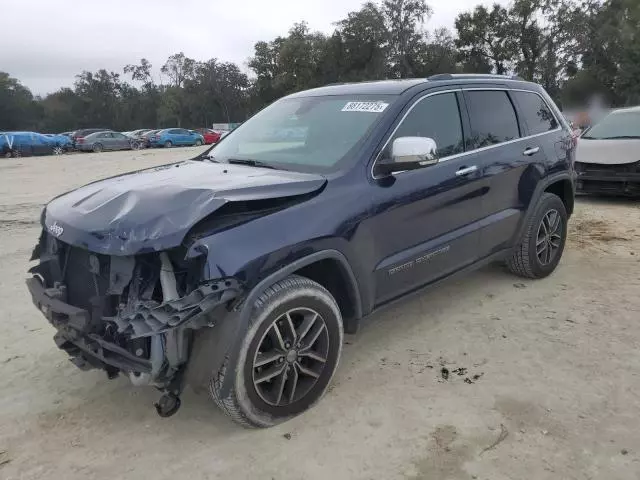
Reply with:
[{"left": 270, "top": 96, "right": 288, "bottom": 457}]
[
  {"left": 205, "top": 95, "right": 397, "bottom": 172},
  {"left": 582, "top": 111, "right": 640, "bottom": 139}
]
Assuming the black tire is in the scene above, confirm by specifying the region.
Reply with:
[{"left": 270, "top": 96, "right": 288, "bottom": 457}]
[
  {"left": 209, "top": 275, "right": 343, "bottom": 428},
  {"left": 93, "top": 143, "right": 103, "bottom": 153},
  {"left": 507, "top": 192, "right": 568, "bottom": 279},
  {"left": 195, "top": 139, "right": 202, "bottom": 147},
  {"left": 164, "top": 140, "right": 172, "bottom": 148}
]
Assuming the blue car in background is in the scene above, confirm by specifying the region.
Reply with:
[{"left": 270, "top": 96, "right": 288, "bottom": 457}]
[
  {"left": 147, "top": 128, "right": 205, "bottom": 148},
  {"left": 45, "top": 134, "right": 73, "bottom": 149},
  {"left": 1, "top": 132, "right": 70, "bottom": 158}
]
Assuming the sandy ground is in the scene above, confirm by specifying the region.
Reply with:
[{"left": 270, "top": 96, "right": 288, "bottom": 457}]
[{"left": 1, "top": 148, "right": 639, "bottom": 480}]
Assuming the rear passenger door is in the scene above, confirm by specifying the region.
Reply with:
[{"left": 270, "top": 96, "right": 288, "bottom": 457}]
[
  {"left": 460, "top": 89, "right": 537, "bottom": 256},
  {"left": 100, "top": 132, "right": 113, "bottom": 150},
  {"left": 168, "top": 129, "right": 181, "bottom": 144}
]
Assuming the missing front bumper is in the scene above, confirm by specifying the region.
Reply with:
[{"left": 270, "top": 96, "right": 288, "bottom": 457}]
[{"left": 26, "top": 276, "right": 242, "bottom": 377}]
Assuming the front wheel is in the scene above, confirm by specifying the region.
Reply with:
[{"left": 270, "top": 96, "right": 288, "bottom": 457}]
[
  {"left": 52, "top": 146, "right": 64, "bottom": 155},
  {"left": 209, "top": 275, "right": 343, "bottom": 428},
  {"left": 194, "top": 139, "right": 202, "bottom": 147},
  {"left": 507, "top": 192, "right": 568, "bottom": 279}
]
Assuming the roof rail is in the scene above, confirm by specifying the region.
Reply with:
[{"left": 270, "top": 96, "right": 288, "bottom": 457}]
[{"left": 427, "top": 73, "right": 525, "bottom": 81}]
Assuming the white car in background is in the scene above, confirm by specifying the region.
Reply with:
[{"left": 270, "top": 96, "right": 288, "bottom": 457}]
[{"left": 575, "top": 106, "right": 640, "bottom": 196}]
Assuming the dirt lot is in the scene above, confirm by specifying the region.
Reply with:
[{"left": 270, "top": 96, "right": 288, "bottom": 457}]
[{"left": 1, "top": 148, "right": 639, "bottom": 480}]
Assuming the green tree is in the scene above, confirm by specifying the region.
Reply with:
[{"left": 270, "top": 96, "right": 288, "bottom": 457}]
[
  {"left": 336, "top": 2, "right": 388, "bottom": 80},
  {"left": 0, "top": 72, "right": 38, "bottom": 131},
  {"left": 382, "top": 0, "right": 432, "bottom": 78},
  {"left": 455, "top": 4, "right": 517, "bottom": 75},
  {"left": 73, "top": 70, "right": 123, "bottom": 128}
]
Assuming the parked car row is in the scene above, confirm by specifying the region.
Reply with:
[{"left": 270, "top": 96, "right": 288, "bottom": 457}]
[{"left": 1, "top": 126, "right": 227, "bottom": 158}]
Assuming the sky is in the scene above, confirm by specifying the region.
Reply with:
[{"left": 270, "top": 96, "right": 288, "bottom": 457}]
[{"left": 0, "top": 0, "right": 506, "bottom": 96}]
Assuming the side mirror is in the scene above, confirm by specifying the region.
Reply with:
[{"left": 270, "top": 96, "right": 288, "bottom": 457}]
[{"left": 375, "top": 136, "right": 439, "bottom": 176}]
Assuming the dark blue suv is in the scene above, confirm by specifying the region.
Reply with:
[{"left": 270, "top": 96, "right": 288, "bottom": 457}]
[{"left": 26, "top": 74, "right": 576, "bottom": 427}]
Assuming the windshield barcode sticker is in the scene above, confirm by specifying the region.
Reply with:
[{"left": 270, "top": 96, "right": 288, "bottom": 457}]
[{"left": 342, "top": 101, "right": 389, "bottom": 113}]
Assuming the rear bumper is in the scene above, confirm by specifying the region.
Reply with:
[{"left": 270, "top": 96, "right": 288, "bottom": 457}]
[{"left": 26, "top": 277, "right": 152, "bottom": 373}]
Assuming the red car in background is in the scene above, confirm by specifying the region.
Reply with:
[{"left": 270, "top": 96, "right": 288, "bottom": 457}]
[{"left": 195, "top": 128, "right": 221, "bottom": 144}]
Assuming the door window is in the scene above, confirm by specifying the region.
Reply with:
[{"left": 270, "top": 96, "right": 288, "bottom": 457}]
[
  {"left": 465, "top": 91, "right": 520, "bottom": 148},
  {"left": 389, "top": 92, "right": 464, "bottom": 158},
  {"left": 512, "top": 91, "right": 558, "bottom": 135}
]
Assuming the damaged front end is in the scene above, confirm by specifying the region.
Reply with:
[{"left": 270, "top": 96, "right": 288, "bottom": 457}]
[{"left": 26, "top": 231, "right": 242, "bottom": 416}]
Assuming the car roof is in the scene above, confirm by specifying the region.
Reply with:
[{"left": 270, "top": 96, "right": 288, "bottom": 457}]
[
  {"left": 287, "top": 79, "right": 427, "bottom": 97},
  {"left": 285, "top": 75, "right": 539, "bottom": 98},
  {"left": 610, "top": 106, "right": 640, "bottom": 114}
]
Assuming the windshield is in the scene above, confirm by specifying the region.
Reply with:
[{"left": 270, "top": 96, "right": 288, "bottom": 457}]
[
  {"left": 582, "top": 110, "right": 640, "bottom": 139},
  {"left": 204, "top": 94, "right": 396, "bottom": 172}
]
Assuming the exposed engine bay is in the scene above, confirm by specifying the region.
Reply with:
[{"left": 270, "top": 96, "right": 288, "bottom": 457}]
[{"left": 26, "top": 231, "right": 241, "bottom": 416}]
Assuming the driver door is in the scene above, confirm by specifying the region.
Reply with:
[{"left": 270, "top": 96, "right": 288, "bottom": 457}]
[{"left": 368, "top": 91, "right": 491, "bottom": 305}]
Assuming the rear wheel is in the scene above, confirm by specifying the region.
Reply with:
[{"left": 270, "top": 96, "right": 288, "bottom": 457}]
[
  {"left": 209, "top": 275, "right": 343, "bottom": 428},
  {"left": 52, "top": 146, "right": 64, "bottom": 155},
  {"left": 164, "top": 140, "right": 172, "bottom": 148},
  {"left": 195, "top": 139, "right": 202, "bottom": 147},
  {"left": 93, "top": 143, "right": 103, "bottom": 153},
  {"left": 507, "top": 192, "right": 568, "bottom": 279}
]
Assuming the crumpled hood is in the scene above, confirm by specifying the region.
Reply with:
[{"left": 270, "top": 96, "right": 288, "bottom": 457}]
[
  {"left": 577, "top": 138, "right": 640, "bottom": 165},
  {"left": 43, "top": 160, "right": 326, "bottom": 255}
]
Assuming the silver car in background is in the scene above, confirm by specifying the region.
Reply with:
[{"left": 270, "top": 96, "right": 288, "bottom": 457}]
[
  {"left": 575, "top": 106, "right": 640, "bottom": 196},
  {"left": 76, "top": 131, "right": 133, "bottom": 153}
]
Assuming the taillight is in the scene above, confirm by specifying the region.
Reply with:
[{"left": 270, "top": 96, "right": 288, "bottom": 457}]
[{"left": 76, "top": 137, "right": 84, "bottom": 143}]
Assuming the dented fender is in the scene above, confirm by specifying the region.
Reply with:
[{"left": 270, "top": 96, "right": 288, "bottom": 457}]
[{"left": 185, "top": 249, "right": 361, "bottom": 396}]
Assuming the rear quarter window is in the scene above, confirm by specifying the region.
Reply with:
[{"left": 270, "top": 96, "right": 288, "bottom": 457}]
[
  {"left": 512, "top": 91, "right": 558, "bottom": 135},
  {"left": 465, "top": 90, "right": 520, "bottom": 148}
]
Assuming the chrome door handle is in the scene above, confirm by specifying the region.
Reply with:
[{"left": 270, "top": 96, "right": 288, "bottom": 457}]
[
  {"left": 523, "top": 147, "right": 540, "bottom": 156},
  {"left": 455, "top": 165, "right": 478, "bottom": 176}
]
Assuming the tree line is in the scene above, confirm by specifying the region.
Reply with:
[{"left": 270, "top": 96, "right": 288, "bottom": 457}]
[{"left": 1, "top": 0, "right": 638, "bottom": 133}]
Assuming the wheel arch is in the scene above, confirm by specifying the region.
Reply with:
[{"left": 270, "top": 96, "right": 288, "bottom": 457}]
[
  {"left": 514, "top": 172, "right": 575, "bottom": 245},
  {"left": 185, "top": 249, "right": 362, "bottom": 397},
  {"left": 544, "top": 178, "right": 574, "bottom": 217}
]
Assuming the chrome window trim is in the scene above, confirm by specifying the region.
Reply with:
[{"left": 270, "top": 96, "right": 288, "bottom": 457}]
[{"left": 371, "top": 87, "right": 564, "bottom": 180}]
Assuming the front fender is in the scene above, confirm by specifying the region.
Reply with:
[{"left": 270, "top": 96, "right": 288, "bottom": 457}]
[{"left": 185, "top": 249, "right": 361, "bottom": 397}]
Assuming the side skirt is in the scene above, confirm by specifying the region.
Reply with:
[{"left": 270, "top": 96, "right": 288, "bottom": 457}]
[{"left": 363, "top": 248, "right": 513, "bottom": 323}]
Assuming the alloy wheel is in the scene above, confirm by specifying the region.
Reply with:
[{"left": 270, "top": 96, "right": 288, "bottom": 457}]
[
  {"left": 53, "top": 146, "right": 63, "bottom": 155},
  {"left": 252, "top": 308, "right": 329, "bottom": 407},
  {"left": 536, "top": 209, "right": 562, "bottom": 266}
]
